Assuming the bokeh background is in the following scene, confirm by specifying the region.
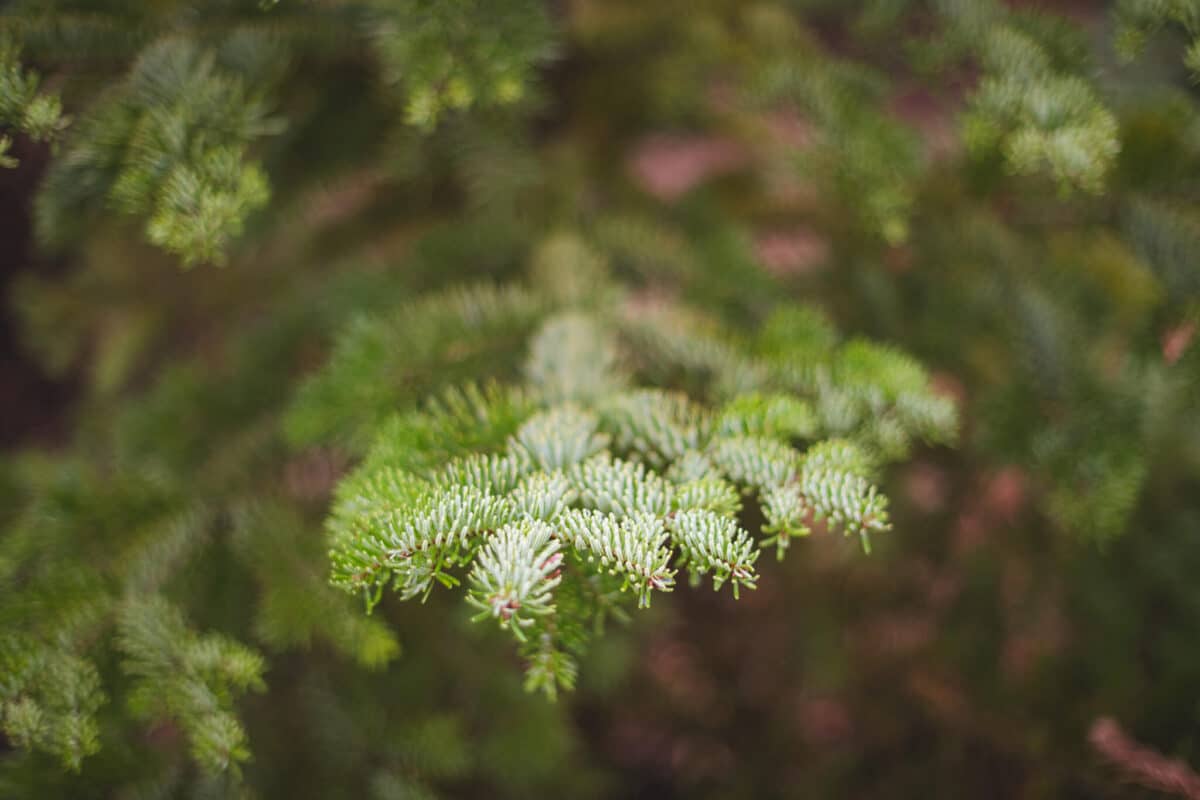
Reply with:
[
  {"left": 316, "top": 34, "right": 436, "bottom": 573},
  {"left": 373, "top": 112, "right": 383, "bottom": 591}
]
[{"left": 2, "top": 1, "right": 1200, "bottom": 797}]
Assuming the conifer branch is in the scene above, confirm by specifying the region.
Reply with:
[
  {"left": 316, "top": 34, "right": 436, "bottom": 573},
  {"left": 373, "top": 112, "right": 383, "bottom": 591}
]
[
  {"left": 117, "top": 598, "right": 265, "bottom": 774},
  {"left": 467, "top": 521, "right": 562, "bottom": 638},
  {"left": 311, "top": 268, "right": 948, "bottom": 694}
]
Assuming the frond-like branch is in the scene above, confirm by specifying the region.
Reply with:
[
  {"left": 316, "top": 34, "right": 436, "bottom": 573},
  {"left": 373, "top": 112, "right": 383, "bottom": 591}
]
[
  {"left": 467, "top": 521, "right": 562, "bottom": 638},
  {"left": 666, "top": 509, "right": 759, "bottom": 597},
  {"left": 570, "top": 453, "right": 674, "bottom": 516},
  {"left": 511, "top": 407, "right": 609, "bottom": 472},
  {"left": 708, "top": 435, "right": 799, "bottom": 489},
  {"left": 556, "top": 509, "right": 675, "bottom": 607}
]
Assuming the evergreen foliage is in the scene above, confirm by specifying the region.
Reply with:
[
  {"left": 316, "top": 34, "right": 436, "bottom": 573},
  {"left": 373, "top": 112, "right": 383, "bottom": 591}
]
[
  {"left": 940, "top": 1, "right": 1121, "bottom": 192},
  {"left": 2, "top": 0, "right": 1199, "bottom": 797},
  {"left": 369, "top": 0, "right": 555, "bottom": 129},
  {"left": 118, "top": 597, "right": 266, "bottom": 773},
  {"left": 314, "top": 263, "right": 954, "bottom": 694},
  {"left": 1116, "top": 0, "right": 1200, "bottom": 76},
  {"left": 0, "top": 36, "right": 66, "bottom": 167}
]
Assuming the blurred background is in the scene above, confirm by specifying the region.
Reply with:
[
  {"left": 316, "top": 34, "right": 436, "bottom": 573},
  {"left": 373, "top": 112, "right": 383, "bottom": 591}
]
[{"left": 2, "top": 1, "right": 1200, "bottom": 797}]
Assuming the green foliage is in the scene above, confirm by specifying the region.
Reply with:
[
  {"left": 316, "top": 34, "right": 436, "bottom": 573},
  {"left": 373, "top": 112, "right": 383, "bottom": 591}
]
[
  {"left": 2, "top": 0, "right": 557, "bottom": 265},
  {"left": 230, "top": 500, "right": 402, "bottom": 669},
  {"left": 0, "top": 35, "right": 67, "bottom": 166},
  {"left": 36, "top": 39, "right": 275, "bottom": 265},
  {"left": 1116, "top": 0, "right": 1200, "bottom": 77},
  {"left": 316, "top": 272, "right": 955, "bottom": 696},
  {"left": 0, "top": 636, "right": 102, "bottom": 771},
  {"left": 286, "top": 284, "right": 550, "bottom": 449},
  {"left": 737, "top": 5, "right": 923, "bottom": 242},
  {"left": 7, "top": 0, "right": 1200, "bottom": 797},
  {"left": 0, "top": 263, "right": 414, "bottom": 787},
  {"left": 118, "top": 597, "right": 266, "bottom": 773},
  {"left": 467, "top": 520, "right": 563, "bottom": 635},
  {"left": 370, "top": 0, "right": 555, "bottom": 129},
  {"left": 936, "top": 3, "right": 1120, "bottom": 192}
]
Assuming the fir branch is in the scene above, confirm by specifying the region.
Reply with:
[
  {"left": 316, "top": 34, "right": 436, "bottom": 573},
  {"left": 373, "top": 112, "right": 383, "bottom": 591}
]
[
  {"left": 369, "top": 0, "right": 556, "bottom": 130},
  {"left": 598, "top": 388, "right": 709, "bottom": 466},
  {"left": 36, "top": 38, "right": 277, "bottom": 264},
  {"left": 672, "top": 476, "right": 743, "bottom": 517},
  {"left": 716, "top": 392, "right": 818, "bottom": 440},
  {"left": 570, "top": 453, "right": 675, "bottom": 517},
  {"left": 508, "top": 471, "right": 576, "bottom": 522},
  {"left": 708, "top": 435, "right": 800, "bottom": 490},
  {"left": 314, "top": 279, "right": 934, "bottom": 692},
  {"left": 467, "top": 520, "right": 562, "bottom": 638},
  {"left": 117, "top": 597, "right": 265, "bottom": 774},
  {"left": 0, "top": 35, "right": 67, "bottom": 163},
  {"left": 286, "top": 284, "right": 548, "bottom": 448},
  {"left": 0, "top": 636, "right": 103, "bottom": 771},
  {"left": 433, "top": 452, "right": 529, "bottom": 496},
  {"left": 665, "top": 509, "right": 759, "bottom": 597},
  {"left": 510, "top": 407, "right": 609, "bottom": 472},
  {"left": 957, "top": 18, "right": 1119, "bottom": 192},
  {"left": 347, "top": 485, "right": 513, "bottom": 601},
  {"left": 555, "top": 509, "right": 676, "bottom": 607},
  {"left": 525, "top": 312, "right": 627, "bottom": 405}
]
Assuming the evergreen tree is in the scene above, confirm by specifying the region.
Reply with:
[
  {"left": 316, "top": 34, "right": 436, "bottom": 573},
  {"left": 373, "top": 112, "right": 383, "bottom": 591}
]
[{"left": 2, "top": 1, "right": 1199, "bottom": 798}]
